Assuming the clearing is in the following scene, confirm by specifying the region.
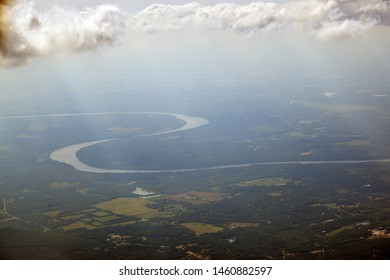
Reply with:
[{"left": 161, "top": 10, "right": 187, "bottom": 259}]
[
  {"left": 166, "top": 191, "right": 225, "bottom": 205},
  {"left": 95, "top": 197, "right": 164, "bottom": 219},
  {"left": 181, "top": 222, "right": 224, "bottom": 236}
]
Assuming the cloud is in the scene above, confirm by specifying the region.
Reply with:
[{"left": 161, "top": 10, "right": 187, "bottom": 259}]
[
  {"left": 315, "top": 18, "right": 378, "bottom": 41},
  {"left": 323, "top": 91, "right": 337, "bottom": 98},
  {"left": 0, "top": 0, "right": 11, "bottom": 53},
  {"left": 128, "top": 0, "right": 390, "bottom": 39},
  {"left": 0, "top": 0, "right": 124, "bottom": 66},
  {"left": 1, "top": 1, "right": 390, "bottom": 67}
]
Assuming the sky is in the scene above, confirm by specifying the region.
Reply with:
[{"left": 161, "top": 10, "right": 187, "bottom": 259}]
[{"left": 0, "top": 0, "right": 390, "bottom": 105}]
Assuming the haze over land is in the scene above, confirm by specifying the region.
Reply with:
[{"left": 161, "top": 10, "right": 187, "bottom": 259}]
[{"left": 0, "top": 1, "right": 389, "bottom": 260}]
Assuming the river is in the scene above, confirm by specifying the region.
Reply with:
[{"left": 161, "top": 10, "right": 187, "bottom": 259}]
[{"left": 3, "top": 112, "right": 389, "bottom": 174}]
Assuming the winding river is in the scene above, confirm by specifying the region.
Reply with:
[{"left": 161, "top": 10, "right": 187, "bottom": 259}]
[
  {"left": 49, "top": 112, "right": 211, "bottom": 174},
  {"left": 3, "top": 112, "right": 390, "bottom": 174}
]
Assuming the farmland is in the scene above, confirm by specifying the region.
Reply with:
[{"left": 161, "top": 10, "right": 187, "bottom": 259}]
[
  {"left": 0, "top": 79, "right": 389, "bottom": 260},
  {"left": 95, "top": 197, "right": 165, "bottom": 219}
]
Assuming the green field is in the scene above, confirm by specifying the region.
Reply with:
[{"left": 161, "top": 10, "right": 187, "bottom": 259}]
[
  {"left": 1, "top": 86, "right": 389, "bottom": 260},
  {"left": 62, "top": 221, "right": 97, "bottom": 231}
]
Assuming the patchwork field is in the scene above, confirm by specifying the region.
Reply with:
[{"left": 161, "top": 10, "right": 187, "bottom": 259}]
[
  {"left": 1, "top": 81, "right": 390, "bottom": 260},
  {"left": 45, "top": 207, "right": 133, "bottom": 231}
]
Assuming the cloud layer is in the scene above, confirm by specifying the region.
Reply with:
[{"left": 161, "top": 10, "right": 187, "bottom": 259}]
[
  {"left": 0, "top": 1, "right": 124, "bottom": 66},
  {"left": 129, "top": 0, "right": 389, "bottom": 39},
  {"left": 1, "top": 1, "right": 390, "bottom": 66}
]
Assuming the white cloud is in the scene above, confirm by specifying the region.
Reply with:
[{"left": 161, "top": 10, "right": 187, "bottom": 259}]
[
  {"left": 323, "top": 91, "right": 337, "bottom": 98},
  {"left": 315, "top": 18, "right": 378, "bottom": 41},
  {"left": 1, "top": 0, "right": 390, "bottom": 67},
  {"left": 128, "top": 0, "right": 390, "bottom": 38},
  {"left": 1, "top": 1, "right": 124, "bottom": 66}
]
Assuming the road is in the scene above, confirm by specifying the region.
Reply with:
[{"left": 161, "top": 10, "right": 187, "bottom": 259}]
[{"left": 1, "top": 198, "right": 19, "bottom": 221}]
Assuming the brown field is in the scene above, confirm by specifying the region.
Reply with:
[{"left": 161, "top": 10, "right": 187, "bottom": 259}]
[
  {"left": 95, "top": 197, "right": 164, "bottom": 219},
  {"left": 166, "top": 191, "right": 225, "bottom": 205},
  {"left": 181, "top": 222, "right": 224, "bottom": 236},
  {"left": 44, "top": 210, "right": 60, "bottom": 218}
]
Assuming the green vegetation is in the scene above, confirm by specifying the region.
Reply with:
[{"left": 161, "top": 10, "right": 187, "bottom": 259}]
[
  {"left": 49, "top": 181, "right": 77, "bottom": 190},
  {"left": 1, "top": 93, "right": 389, "bottom": 260},
  {"left": 311, "top": 203, "right": 338, "bottom": 209},
  {"left": 61, "top": 214, "right": 85, "bottom": 221},
  {"left": 227, "top": 222, "right": 259, "bottom": 229},
  {"left": 62, "top": 221, "right": 97, "bottom": 231},
  {"left": 181, "top": 222, "right": 224, "bottom": 236},
  {"left": 91, "top": 211, "right": 111, "bottom": 217},
  {"left": 92, "top": 215, "right": 120, "bottom": 223},
  {"left": 336, "top": 189, "right": 348, "bottom": 194},
  {"left": 237, "top": 178, "right": 290, "bottom": 187},
  {"left": 325, "top": 225, "right": 357, "bottom": 237}
]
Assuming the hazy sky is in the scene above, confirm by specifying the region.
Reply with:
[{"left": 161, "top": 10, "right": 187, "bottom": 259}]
[{"left": 1, "top": 0, "right": 389, "bottom": 101}]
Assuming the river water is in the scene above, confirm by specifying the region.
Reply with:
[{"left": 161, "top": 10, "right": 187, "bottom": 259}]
[
  {"left": 4, "top": 112, "right": 389, "bottom": 174},
  {"left": 48, "top": 112, "right": 390, "bottom": 174}
]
